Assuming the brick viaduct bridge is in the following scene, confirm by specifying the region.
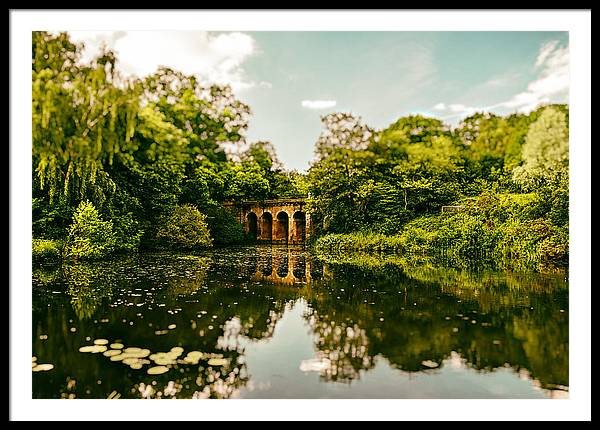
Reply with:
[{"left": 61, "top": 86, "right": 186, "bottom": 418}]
[{"left": 223, "top": 198, "right": 311, "bottom": 244}]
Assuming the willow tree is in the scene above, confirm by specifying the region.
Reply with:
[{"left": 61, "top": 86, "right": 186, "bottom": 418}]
[{"left": 32, "top": 31, "right": 141, "bottom": 205}]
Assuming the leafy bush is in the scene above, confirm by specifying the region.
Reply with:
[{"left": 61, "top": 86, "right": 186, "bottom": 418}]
[
  {"left": 32, "top": 238, "right": 63, "bottom": 264},
  {"left": 32, "top": 197, "right": 73, "bottom": 240},
  {"left": 156, "top": 204, "right": 213, "bottom": 250},
  {"left": 315, "top": 192, "right": 568, "bottom": 272},
  {"left": 63, "top": 201, "right": 117, "bottom": 260},
  {"left": 111, "top": 212, "right": 144, "bottom": 252},
  {"left": 204, "top": 205, "right": 246, "bottom": 245}
]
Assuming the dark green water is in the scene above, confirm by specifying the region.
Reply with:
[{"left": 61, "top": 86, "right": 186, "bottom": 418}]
[{"left": 32, "top": 245, "right": 569, "bottom": 399}]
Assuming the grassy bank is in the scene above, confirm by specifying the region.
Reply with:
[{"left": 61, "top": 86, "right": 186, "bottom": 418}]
[{"left": 314, "top": 194, "right": 568, "bottom": 272}]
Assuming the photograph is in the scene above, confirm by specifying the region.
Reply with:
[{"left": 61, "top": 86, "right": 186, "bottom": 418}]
[{"left": 10, "top": 9, "right": 591, "bottom": 421}]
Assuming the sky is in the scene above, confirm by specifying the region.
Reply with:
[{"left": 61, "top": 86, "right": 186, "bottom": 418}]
[{"left": 68, "top": 31, "right": 569, "bottom": 171}]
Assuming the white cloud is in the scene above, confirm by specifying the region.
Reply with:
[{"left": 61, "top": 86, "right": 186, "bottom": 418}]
[
  {"left": 484, "top": 72, "right": 520, "bottom": 87},
  {"left": 432, "top": 39, "right": 569, "bottom": 122},
  {"left": 301, "top": 100, "right": 337, "bottom": 110},
  {"left": 535, "top": 40, "right": 560, "bottom": 68},
  {"left": 502, "top": 40, "right": 569, "bottom": 113},
  {"left": 431, "top": 102, "right": 479, "bottom": 119},
  {"left": 67, "top": 30, "right": 265, "bottom": 92},
  {"left": 448, "top": 103, "right": 468, "bottom": 113}
]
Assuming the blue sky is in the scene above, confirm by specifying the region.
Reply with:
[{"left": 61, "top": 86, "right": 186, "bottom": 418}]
[{"left": 71, "top": 31, "right": 569, "bottom": 171}]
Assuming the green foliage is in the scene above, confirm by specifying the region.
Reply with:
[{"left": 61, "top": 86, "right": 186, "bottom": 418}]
[
  {"left": 32, "top": 239, "right": 63, "bottom": 264},
  {"left": 223, "top": 163, "right": 271, "bottom": 201},
  {"left": 315, "top": 189, "right": 568, "bottom": 272},
  {"left": 155, "top": 204, "right": 213, "bottom": 250},
  {"left": 32, "top": 196, "right": 73, "bottom": 239},
  {"left": 32, "top": 31, "right": 264, "bottom": 252},
  {"left": 308, "top": 113, "right": 464, "bottom": 235},
  {"left": 204, "top": 205, "right": 247, "bottom": 245},
  {"left": 111, "top": 212, "right": 144, "bottom": 252},
  {"left": 513, "top": 106, "right": 569, "bottom": 190},
  {"left": 63, "top": 201, "right": 117, "bottom": 260},
  {"left": 30, "top": 32, "right": 569, "bottom": 268}
]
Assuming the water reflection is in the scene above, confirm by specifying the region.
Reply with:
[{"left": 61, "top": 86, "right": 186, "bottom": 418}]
[
  {"left": 32, "top": 246, "right": 568, "bottom": 398},
  {"left": 251, "top": 246, "right": 314, "bottom": 285}
]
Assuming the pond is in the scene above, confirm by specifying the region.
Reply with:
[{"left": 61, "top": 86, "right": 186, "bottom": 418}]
[{"left": 32, "top": 245, "right": 569, "bottom": 399}]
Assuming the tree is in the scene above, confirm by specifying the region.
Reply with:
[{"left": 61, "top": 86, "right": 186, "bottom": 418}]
[
  {"left": 156, "top": 204, "right": 213, "bottom": 250},
  {"left": 512, "top": 106, "right": 569, "bottom": 190},
  {"left": 33, "top": 31, "right": 140, "bottom": 205},
  {"left": 63, "top": 201, "right": 116, "bottom": 260},
  {"left": 313, "top": 112, "right": 374, "bottom": 161}
]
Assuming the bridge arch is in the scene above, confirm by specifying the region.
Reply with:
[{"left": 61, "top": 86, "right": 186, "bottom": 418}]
[
  {"left": 274, "top": 211, "right": 289, "bottom": 242},
  {"left": 223, "top": 198, "right": 310, "bottom": 244},
  {"left": 292, "top": 211, "right": 306, "bottom": 242},
  {"left": 246, "top": 212, "right": 258, "bottom": 240},
  {"left": 260, "top": 212, "right": 273, "bottom": 241}
]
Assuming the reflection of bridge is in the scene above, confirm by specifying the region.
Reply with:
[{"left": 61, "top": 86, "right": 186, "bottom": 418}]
[
  {"left": 223, "top": 199, "right": 311, "bottom": 244},
  {"left": 237, "top": 247, "right": 322, "bottom": 286},
  {"left": 252, "top": 250, "right": 314, "bottom": 285}
]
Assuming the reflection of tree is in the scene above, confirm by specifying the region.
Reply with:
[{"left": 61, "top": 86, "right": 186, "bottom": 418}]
[
  {"left": 166, "top": 255, "right": 212, "bottom": 297},
  {"left": 131, "top": 347, "right": 250, "bottom": 399},
  {"left": 32, "top": 266, "right": 62, "bottom": 287},
  {"left": 305, "top": 311, "right": 374, "bottom": 382},
  {"left": 32, "top": 250, "right": 300, "bottom": 398},
  {"left": 305, "top": 257, "right": 568, "bottom": 390},
  {"left": 32, "top": 247, "right": 568, "bottom": 398},
  {"left": 62, "top": 262, "right": 118, "bottom": 320}
]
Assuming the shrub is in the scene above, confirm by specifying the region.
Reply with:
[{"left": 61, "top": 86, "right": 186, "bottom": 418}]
[
  {"left": 204, "top": 205, "right": 246, "bottom": 245},
  {"left": 32, "top": 238, "right": 63, "bottom": 264},
  {"left": 314, "top": 192, "right": 568, "bottom": 272},
  {"left": 63, "top": 201, "right": 117, "bottom": 260},
  {"left": 112, "top": 212, "right": 144, "bottom": 252},
  {"left": 156, "top": 204, "right": 213, "bottom": 250}
]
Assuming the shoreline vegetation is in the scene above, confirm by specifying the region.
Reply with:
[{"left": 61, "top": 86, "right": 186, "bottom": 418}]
[
  {"left": 32, "top": 32, "right": 568, "bottom": 274},
  {"left": 314, "top": 191, "right": 568, "bottom": 273}
]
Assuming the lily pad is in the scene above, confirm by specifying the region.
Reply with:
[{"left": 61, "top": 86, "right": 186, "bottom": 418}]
[
  {"left": 183, "top": 351, "right": 204, "bottom": 364},
  {"left": 32, "top": 363, "right": 54, "bottom": 372},
  {"left": 79, "top": 345, "right": 108, "bottom": 353},
  {"left": 147, "top": 366, "right": 169, "bottom": 375},
  {"left": 103, "top": 350, "right": 122, "bottom": 357},
  {"left": 94, "top": 339, "right": 109, "bottom": 345},
  {"left": 110, "top": 343, "right": 124, "bottom": 349},
  {"left": 110, "top": 353, "right": 127, "bottom": 361},
  {"left": 207, "top": 358, "right": 229, "bottom": 367}
]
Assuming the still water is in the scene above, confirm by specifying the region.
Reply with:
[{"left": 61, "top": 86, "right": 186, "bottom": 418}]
[{"left": 32, "top": 246, "right": 569, "bottom": 399}]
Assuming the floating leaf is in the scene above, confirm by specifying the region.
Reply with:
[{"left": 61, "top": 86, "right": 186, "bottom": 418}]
[
  {"left": 79, "top": 345, "right": 108, "bottom": 353},
  {"left": 147, "top": 366, "right": 169, "bottom": 375},
  {"left": 207, "top": 358, "right": 229, "bottom": 367},
  {"left": 32, "top": 363, "right": 54, "bottom": 372}
]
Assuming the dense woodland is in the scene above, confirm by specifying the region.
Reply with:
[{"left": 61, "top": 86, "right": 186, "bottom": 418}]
[{"left": 32, "top": 32, "right": 569, "bottom": 271}]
